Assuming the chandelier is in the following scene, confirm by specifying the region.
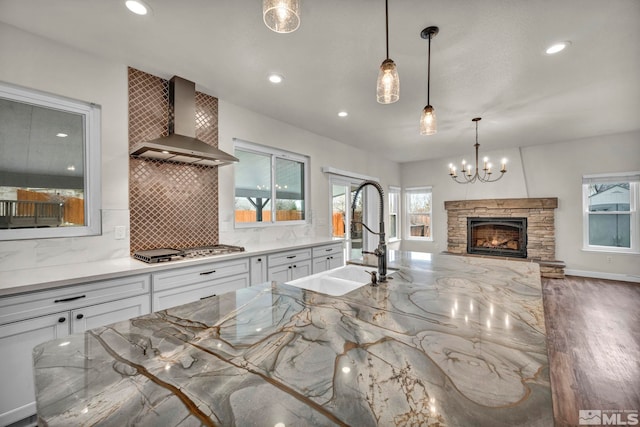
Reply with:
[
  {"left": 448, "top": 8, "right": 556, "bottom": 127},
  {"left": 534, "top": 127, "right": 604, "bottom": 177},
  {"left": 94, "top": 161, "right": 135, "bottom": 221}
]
[{"left": 449, "top": 118, "right": 507, "bottom": 183}]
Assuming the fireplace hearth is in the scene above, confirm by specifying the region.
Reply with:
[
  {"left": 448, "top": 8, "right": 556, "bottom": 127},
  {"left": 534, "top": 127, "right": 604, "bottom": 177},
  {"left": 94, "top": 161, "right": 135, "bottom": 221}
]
[
  {"left": 444, "top": 198, "right": 564, "bottom": 278},
  {"left": 467, "top": 217, "right": 527, "bottom": 258}
]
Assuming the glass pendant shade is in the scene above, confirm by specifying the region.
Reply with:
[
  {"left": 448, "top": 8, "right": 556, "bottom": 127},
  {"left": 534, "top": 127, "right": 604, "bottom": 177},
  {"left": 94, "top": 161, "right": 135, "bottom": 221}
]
[
  {"left": 420, "top": 105, "right": 437, "bottom": 135},
  {"left": 376, "top": 59, "right": 400, "bottom": 104},
  {"left": 263, "top": 0, "right": 300, "bottom": 34}
]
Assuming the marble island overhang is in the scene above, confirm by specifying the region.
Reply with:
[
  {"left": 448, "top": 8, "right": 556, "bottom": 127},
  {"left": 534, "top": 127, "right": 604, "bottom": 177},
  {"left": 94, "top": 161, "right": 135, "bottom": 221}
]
[{"left": 33, "top": 252, "right": 553, "bottom": 426}]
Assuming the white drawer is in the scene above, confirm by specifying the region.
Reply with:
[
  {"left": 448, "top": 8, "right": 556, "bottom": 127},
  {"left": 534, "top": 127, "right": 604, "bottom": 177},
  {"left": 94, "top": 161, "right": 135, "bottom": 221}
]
[
  {"left": 0, "top": 274, "right": 151, "bottom": 326},
  {"left": 153, "top": 273, "right": 250, "bottom": 311},
  {"left": 267, "top": 248, "right": 312, "bottom": 267},
  {"left": 152, "top": 258, "right": 250, "bottom": 292},
  {"left": 312, "top": 243, "right": 343, "bottom": 258}
]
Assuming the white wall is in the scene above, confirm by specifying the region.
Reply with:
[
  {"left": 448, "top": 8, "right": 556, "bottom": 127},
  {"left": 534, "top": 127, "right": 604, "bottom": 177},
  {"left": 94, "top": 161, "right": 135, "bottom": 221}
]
[
  {"left": 522, "top": 132, "right": 640, "bottom": 279},
  {"left": 0, "top": 23, "right": 130, "bottom": 271},
  {"left": 0, "top": 23, "right": 401, "bottom": 272},
  {"left": 400, "top": 131, "right": 640, "bottom": 279},
  {"left": 217, "top": 101, "right": 401, "bottom": 247}
]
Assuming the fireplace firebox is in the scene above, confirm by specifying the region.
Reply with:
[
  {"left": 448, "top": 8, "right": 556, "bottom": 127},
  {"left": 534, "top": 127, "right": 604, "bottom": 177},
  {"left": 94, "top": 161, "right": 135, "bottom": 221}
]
[{"left": 467, "top": 217, "right": 527, "bottom": 258}]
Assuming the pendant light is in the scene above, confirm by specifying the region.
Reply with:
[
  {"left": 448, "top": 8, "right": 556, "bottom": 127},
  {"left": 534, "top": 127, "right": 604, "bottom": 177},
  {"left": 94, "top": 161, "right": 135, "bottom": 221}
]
[
  {"left": 419, "top": 26, "right": 439, "bottom": 135},
  {"left": 376, "top": 0, "right": 399, "bottom": 104},
  {"left": 263, "top": 0, "right": 300, "bottom": 34}
]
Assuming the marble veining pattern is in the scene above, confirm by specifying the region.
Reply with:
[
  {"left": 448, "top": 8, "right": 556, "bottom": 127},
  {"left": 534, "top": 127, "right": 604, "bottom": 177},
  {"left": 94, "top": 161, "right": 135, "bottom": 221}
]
[{"left": 33, "top": 253, "right": 552, "bottom": 426}]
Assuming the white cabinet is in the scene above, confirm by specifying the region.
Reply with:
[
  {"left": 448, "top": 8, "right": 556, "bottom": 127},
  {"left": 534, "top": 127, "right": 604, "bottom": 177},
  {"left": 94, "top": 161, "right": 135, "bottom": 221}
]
[
  {"left": 250, "top": 256, "right": 268, "bottom": 285},
  {"left": 312, "top": 243, "right": 345, "bottom": 274},
  {"left": 0, "top": 274, "right": 151, "bottom": 427},
  {"left": 0, "top": 312, "right": 69, "bottom": 426},
  {"left": 267, "top": 248, "right": 312, "bottom": 282},
  {"left": 71, "top": 294, "right": 150, "bottom": 333},
  {"left": 152, "top": 258, "right": 250, "bottom": 311}
]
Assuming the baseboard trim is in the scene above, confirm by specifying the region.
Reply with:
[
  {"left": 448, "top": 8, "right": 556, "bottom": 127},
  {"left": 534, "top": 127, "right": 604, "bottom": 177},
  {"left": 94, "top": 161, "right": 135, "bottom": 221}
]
[{"left": 564, "top": 269, "right": 640, "bottom": 283}]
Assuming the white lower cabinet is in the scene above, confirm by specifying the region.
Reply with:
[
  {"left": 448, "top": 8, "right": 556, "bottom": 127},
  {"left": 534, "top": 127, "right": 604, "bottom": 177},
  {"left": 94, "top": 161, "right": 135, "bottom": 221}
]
[
  {"left": 0, "top": 312, "right": 69, "bottom": 426},
  {"left": 268, "top": 259, "right": 312, "bottom": 282},
  {"left": 0, "top": 274, "right": 151, "bottom": 426},
  {"left": 71, "top": 294, "right": 150, "bottom": 333},
  {"left": 312, "top": 243, "right": 345, "bottom": 274},
  {"left": 152, "top": 258, "right": 250, "bottom": 311},
  {"left": 267, "top": 248, "right": 312, "bottom": 282},
  {"left": 250, "top": 256, "right": 268, "bottom": 285}
]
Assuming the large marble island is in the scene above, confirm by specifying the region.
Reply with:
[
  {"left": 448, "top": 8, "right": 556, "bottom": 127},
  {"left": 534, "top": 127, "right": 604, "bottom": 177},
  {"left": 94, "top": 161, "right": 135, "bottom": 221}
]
[{"left": 33, "top": 252, "right": 553, "bottom": 426}]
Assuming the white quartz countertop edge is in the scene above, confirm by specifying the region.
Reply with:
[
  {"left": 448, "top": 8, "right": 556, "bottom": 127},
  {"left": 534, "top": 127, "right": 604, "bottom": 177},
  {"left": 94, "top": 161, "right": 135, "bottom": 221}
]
[{"left": 0, "top": 237, "right": 341, "bottom": 296}]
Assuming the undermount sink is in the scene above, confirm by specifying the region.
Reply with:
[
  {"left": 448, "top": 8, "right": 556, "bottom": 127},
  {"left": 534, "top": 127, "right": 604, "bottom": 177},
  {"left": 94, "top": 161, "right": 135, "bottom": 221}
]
[{"left": 285, "top": 265, "right": 382, "bottom": 296}]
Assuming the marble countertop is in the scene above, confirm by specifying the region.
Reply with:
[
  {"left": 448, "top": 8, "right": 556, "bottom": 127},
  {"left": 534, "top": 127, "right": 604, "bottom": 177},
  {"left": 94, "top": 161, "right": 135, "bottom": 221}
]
[
  {"left": 0, "top": 237, "right": 340, "bottom": 296},
  {"left": 33, "top": 252, "right": 553, "bottom": 426}
]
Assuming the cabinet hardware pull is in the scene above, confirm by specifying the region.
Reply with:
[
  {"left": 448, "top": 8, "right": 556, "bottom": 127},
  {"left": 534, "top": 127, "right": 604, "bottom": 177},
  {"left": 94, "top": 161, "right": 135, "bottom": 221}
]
[
  {"left": 76, "top": 314, "right": 84, "bottom": 320},
  {"left": 200, "top": 294, "right": 217, "bottom": 300},
  {"left": 200, "top": 270, "right": 216, "bottom": 275},
  {"left": 286, "top": 255, "right": 296, "bottom": 259},
  {"left": 325, "top": 249, "right": 332, "bottom": 252},
  {"left": 58, "top": 317, "right": 66, "bottom": 323},
  {"left": 54, "top": 295, "right": 86, "bottom": 303},
  {"left": 257, "top": 258, "right": 262, "bottom": 262},
  {"left": 293, "top": 264, "right": 297, "bottom": 268}
]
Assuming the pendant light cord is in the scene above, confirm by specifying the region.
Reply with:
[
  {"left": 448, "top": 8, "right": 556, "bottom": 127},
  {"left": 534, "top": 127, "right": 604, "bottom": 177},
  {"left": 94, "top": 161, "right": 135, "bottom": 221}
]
[
  {"left": 427, "top": 34, "right": 431, "bottom": 105},
  {"left": 385, "top": 0, "right": 389, "bottom": 59}
]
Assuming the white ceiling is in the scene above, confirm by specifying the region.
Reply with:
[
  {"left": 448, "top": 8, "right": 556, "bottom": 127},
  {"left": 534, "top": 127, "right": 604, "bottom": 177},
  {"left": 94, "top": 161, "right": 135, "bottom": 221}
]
[{"left": 1, "top": 0, "right": 638, "bottom": 164}]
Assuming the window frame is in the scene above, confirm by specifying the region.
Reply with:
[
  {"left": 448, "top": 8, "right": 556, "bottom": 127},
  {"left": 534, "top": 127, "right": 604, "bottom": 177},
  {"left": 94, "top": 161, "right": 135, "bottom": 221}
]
[
  {"left": 0, "top": 81, "right": 102, "bottom": 241},
  {"left": 233, "top": 139, "right": 310, "bottom": 228},
  {"left": 388, "top": 186, "right": 401, "bottom": 242},
  {"left": 582, "top": 172, "right": 639, "bottom": 254},
  {"left": 404, "top": 186, "right": 433, "bottom": 241}
]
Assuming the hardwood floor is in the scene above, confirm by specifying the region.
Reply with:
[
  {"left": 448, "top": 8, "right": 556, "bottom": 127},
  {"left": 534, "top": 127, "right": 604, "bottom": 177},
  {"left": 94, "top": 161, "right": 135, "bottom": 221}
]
[{"left": 542, "top": 276, "right": 640, "bottom": 427}]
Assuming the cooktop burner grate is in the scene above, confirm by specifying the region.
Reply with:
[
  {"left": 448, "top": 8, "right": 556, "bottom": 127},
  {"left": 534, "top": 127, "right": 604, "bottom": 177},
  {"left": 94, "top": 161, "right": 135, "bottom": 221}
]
[{"left": 133, "top": 244, "right": 245, "bottom": 263}]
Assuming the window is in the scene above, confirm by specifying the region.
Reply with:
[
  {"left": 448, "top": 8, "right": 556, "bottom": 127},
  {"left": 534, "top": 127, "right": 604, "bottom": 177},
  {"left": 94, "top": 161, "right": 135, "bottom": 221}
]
[
  {"left": 582, "top": 173, "right": 639, "bottom": 253},
  {"left": 388, "top": 186, "right": 400, "bottom": 241},
  {"left": 405, "top": 187, "right": 432, "bottom": 240},
  {"left": 234, "top": 140, "right": 309, "bottom": 227},
  {"left": 0, "top": 81, "right": 101, "bottom": 241}
]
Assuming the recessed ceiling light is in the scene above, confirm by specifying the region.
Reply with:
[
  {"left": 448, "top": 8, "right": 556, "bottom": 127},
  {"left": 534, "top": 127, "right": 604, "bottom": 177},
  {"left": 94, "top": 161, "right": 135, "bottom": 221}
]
[
  {"left": 125, "top": 0, "right": 150, "bottom": 16},
  {"left": 268, "top": 74, "right": 284, "bottom": 84},
  {"left": 545, "top": 41, "right": 570, "bottom": 55},
  {"left": 56, "top": 133, "right": 68, "bottom": 137},
  {"left": 338, "top": 111, "right": 348, "bottom": 118}
]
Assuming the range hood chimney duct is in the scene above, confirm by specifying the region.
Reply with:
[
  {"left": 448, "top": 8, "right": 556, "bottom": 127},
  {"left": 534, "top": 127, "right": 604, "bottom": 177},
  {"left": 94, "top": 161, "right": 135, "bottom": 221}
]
[{"left": 129, "top": 76, "right": 238, "bottom": 166}]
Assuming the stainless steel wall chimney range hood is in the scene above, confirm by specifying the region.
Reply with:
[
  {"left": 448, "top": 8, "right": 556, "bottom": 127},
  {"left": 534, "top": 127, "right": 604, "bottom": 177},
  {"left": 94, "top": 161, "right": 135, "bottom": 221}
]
[{"left": 129, "top": 76, "right": 238, "bottom": 166}]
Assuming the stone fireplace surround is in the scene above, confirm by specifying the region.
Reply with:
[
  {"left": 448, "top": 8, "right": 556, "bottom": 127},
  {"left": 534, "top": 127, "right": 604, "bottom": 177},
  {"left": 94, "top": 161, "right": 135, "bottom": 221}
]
[{"left": 444, "top": 198, "right": 565, "bottom": 278}]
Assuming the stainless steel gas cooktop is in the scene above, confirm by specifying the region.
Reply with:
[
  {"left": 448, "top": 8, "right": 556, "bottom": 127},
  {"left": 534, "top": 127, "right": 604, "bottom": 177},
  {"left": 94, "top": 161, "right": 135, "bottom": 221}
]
[{"left": 133, "top": 244, "right": 245, "bottom": 263}]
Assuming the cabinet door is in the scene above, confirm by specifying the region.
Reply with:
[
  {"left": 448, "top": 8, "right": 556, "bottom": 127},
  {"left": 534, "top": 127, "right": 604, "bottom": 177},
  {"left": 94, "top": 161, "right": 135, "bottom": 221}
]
[
  {"left": 312, "top": 257, "right": 329, "bottom": 274},
  {"left": 328, "top": 254, "right": 345, "bottom": 270},
  {"left": 0, "top": 312, "right": 69, "bottom": 426},
  {"left": 291, "top": 260, "right": 312, "bottom": 280},
  {"left": 71, "top": 294, "right": 151, "bottom": 334},
  {"left": 250, "top": 256, "right": 268, "bottom": 285},
  {"left": 268, "top": 264, "right": 292, "bottom": 282}
]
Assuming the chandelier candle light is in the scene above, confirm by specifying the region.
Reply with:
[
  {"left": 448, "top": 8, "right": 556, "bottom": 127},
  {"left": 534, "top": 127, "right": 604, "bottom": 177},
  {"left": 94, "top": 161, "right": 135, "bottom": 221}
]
[
  {"left": 420, "top": 26, "right": 439, "bottom": 135},
  {"left": 376, "top": 0, "right": 399, "bottom": 104},
  {"left": 449, "top": 118, "right": 507, "bottom": 183},
  {"left": 263, "top": 0, "right": 300, "bottom": 34}
]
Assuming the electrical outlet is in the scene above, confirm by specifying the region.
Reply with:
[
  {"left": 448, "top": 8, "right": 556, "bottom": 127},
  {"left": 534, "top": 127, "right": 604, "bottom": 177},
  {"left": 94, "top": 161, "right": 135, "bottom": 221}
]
[
  {"left": 114, "top": 226, "right": 126, "bottom": 240},
  {"left": 606, "top": 256, "right": 613, "bottom": 264}
]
